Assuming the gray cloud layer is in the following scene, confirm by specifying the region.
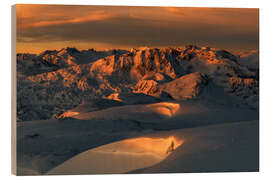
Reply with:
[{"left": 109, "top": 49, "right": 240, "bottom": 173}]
[{"left": 17, "top": 6, "right": 259, "bottom": 51}]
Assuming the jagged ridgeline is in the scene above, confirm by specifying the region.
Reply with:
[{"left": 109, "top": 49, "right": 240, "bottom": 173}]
[{"left": 17, "top": 45, "right": 259, "bottom": 121}]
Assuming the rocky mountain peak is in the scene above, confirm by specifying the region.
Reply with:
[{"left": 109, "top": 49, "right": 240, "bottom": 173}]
[{"left": 57, "top": 47, "right": 80, "bottom": 56}]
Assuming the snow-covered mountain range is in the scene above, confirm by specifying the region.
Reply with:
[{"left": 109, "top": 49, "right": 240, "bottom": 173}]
[{"left": 17, "top": 45, "right": 259, "bottom": 121}]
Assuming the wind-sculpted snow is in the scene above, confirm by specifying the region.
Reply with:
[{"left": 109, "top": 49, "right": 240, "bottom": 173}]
[{"left": 66, "top": 102, "right": 182, "bottom": 121}]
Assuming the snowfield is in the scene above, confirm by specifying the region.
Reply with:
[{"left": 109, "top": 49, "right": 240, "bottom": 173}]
[{"left": 47, "top": 120, "right": 258, "bottom": 175}]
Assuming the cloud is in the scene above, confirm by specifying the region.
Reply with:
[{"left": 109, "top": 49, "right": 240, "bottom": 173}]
[
  {"left": 16, "top": 5, "right": 259, "bottom": 53},
  {"left": 17, "top": 15, "right": 258, "bottom": 48},
  {"left": 18, "top": 11, "right": 114, "bottom": 29},
  {"left": 16, "top": 4, "right": 115, "bottom": 29},
  {"left": 163, "top": 7, "right": 259, "bottom": 28}
]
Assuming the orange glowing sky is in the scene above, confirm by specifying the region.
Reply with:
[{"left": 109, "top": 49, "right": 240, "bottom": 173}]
[{"left": 15, "top": 5, "right": 259, "bottom": 54}]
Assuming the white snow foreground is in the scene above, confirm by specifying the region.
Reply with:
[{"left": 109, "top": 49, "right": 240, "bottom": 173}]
[{"left": 47, "top": 120, "right": 258, "bottom": 174}]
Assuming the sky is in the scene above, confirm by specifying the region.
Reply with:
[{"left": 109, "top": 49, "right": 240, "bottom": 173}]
[{"left": 16, "top": 5, "right": 259, "bottom": 54}]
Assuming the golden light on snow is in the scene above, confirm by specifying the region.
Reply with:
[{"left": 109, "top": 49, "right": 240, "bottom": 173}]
[
  {"left": 146, "top": 102, "right": 181, "bottom": 117},
  {"left": 56, "top": 111, "right": 79, "bottom": 119},
  {"left": 105, "top": 93, "right": 123, "bottom": 102},
  {"left": 121, "top": 136, "right": 184, "bottom": 157},
  {"left": 48, "top": 136, "right": 184, "bottom": 174}
]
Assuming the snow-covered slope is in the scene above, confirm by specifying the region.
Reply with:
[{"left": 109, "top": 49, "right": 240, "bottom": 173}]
[
  {"left": 132, "top": 120, "right": 258, "bottom": 173},
  {"left": 235, "top": 50, "right": 259, "bottom": 71},
  {"left": 46, "top": 120, "right": 258, "bottom": 175},
  {"left": 17, "top": 100, "right": 258, "bottom": 175}
]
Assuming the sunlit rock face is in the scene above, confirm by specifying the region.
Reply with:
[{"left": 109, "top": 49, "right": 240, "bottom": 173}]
[
  {"left": 90, "top": 47, "right": 182, "bottom": 83},
  {"left": 133, "top": 79, "right": 160, "bottom": 96},
  {"left": 48, "top": 136, "right": 184, "bottom": 175}
]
